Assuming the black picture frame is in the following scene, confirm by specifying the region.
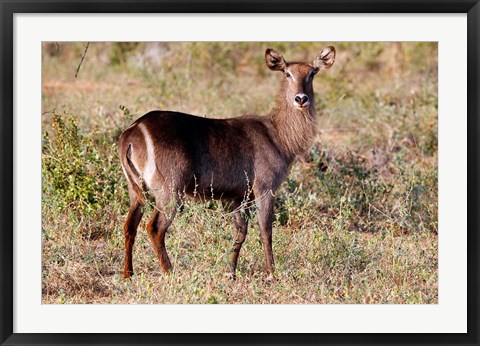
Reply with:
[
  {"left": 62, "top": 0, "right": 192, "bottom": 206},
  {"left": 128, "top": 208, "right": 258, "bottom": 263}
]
[{"left": 1, "top": 1, "right": 478, "bottom": 345}]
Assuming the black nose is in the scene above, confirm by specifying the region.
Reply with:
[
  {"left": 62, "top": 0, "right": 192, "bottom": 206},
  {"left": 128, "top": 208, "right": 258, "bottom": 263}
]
[{"left": 295, "top": 95, "right": 309, "bottom": 105}]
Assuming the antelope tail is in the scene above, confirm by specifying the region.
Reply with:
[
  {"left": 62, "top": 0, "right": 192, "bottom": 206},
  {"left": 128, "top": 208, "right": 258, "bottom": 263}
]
[{"left": 121, "top": 144, "right": 145, "bottom": 204}]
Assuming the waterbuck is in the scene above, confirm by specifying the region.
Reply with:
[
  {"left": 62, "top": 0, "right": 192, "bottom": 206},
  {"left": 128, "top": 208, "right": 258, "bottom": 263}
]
[{"left": 118, "top": 46, "right": 336, "bottom": 279}]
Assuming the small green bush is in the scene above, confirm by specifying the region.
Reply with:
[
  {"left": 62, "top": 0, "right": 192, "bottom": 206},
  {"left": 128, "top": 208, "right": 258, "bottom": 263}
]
[{"left": 42, "top": 113, "right": 128, "bottom": 238}]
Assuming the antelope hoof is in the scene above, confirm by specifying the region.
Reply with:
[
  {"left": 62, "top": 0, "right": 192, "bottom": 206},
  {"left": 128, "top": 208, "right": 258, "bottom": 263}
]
[
  {"left": 265, "top": 273, "right": 276, "bottom": 282},
  {"left": 224, "top": 272, "right": 237, "bottom": 281},
  {"left": 161, "top": 262, "right": 173, "bottom": 274}
]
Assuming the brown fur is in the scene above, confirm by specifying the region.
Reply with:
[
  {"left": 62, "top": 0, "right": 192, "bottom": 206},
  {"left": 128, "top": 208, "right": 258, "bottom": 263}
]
[{"left": 118, "top": 47, "right": 335, "bottom": 279}]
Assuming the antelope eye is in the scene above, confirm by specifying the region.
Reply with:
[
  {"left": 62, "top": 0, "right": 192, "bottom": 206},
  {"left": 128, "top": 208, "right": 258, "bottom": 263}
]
[{"left": 285, "top": 72, "right": 292, "bottom": 78}]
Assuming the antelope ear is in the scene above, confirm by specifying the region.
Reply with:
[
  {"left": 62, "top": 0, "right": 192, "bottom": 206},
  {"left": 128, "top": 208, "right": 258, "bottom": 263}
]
[
  {"left": 313, "top": 46, "right": 336, "bottom": 70},
  {"left": 265, "top": 48, "right": 287, "bottom": 71}
]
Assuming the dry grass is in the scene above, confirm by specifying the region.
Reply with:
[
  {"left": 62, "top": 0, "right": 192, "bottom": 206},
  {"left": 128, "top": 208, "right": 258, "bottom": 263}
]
[{"left": 42, "top": 42, "right": 438, "bottom": 304}]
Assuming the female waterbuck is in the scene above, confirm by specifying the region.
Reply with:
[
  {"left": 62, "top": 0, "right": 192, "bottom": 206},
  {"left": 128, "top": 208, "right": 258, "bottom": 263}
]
[{"left": 118, "top": 46, "right": 336, "bottom": 279}]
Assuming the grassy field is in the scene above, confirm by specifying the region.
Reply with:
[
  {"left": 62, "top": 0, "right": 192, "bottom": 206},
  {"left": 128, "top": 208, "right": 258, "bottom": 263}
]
[{"left": 41, "top": 42, "right": 438, "bottom": 304}]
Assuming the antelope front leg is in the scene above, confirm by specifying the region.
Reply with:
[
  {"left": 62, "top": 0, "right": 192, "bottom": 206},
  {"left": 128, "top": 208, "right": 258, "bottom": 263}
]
[{"left": 256, "top": 192, "right": 275, "bottom": 278}]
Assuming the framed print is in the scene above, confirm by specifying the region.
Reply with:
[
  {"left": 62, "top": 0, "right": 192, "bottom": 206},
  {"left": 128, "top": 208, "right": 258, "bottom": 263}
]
[{"left": 1, "top": 1, "right": 479, "bottom": 345}]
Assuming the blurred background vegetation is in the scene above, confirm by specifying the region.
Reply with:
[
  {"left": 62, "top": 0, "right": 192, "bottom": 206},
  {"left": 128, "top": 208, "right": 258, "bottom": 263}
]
[{"left": 42, "top": 42, "right": 437, "bottom": 304}]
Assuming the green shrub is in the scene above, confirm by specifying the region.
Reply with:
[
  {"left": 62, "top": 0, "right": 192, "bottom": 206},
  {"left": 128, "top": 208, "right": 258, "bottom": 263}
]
[{"left": 42, "top": 113, "right": 128, "bottom": 238}]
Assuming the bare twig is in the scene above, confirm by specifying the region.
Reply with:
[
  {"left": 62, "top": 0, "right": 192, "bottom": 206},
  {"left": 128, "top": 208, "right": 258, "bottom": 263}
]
[{"left": 75, "top": 42, "right": 90, "bottom": 78}]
